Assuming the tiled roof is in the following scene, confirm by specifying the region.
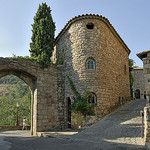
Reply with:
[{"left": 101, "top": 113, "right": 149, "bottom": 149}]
[
  {"left": 137, "top": 50, "right": 150, "bottom": 60},
  {"left": 55, "top": 14, "right": 130, "bottom": 54},
  {"left": 133, "top": 67, "right": 143, "bottom": 70}
]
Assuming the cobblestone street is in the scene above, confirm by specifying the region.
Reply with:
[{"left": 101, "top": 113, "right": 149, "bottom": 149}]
[
  {"left": 69, "top": 99, "right": 147, "bottom": 150},
  {"left": 1, "top": 99, "right": 148, "bottom": 150}
]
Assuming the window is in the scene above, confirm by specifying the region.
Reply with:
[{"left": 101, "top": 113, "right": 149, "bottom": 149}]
[
  {"left": 87, "top": 59, "right": 96, "bottom": 70},
  {"left": 118, "top": 97, "right": 121, "bottom": 105},
  {"left": 124, "top": 65, "right": 127, "bottom": 75},
  {"left": 88, "top": 93, "right": 97, "bottom": 105},
  {"left": 86, "top": 23, "right": 94, "bottom": 29}
]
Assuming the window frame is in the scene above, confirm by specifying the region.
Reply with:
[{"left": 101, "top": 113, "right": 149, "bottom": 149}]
[
  {"left": 86, "top": 58, "right": 96, "bottom": 70},
  {"left": 88, "top": 92, "right": 97, "bottom": 105},
  {"left": 124, "top": 64, "right": 127, "bottom": 75}
]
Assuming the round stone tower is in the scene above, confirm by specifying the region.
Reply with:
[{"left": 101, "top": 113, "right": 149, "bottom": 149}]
[{"left": 53, "top": 14, "right": 130, "bottom": 126}]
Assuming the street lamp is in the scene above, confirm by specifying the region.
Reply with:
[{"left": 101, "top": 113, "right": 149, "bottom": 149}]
[{"left": 16, "top": 102, "right": 19, "bottom": 126}]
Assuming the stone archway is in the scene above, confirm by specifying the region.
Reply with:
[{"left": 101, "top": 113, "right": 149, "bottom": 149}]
[
  {"left": 0, "top": 69, "right": 37, "bottom": 135},
  {"left": 0, "top": 58, "right": 65, "bottom": 135}
]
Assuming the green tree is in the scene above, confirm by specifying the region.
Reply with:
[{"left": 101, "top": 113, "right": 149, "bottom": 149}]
[
  {"left": 30, "top": 2, "right": 55, "bottom": 68},
  {"left": 129, "top": 59, "right": 134, "bottom": 97},
  {"left": 0, "top": 75, "right": 24, "bottom": 84},
  {"left": 0, "top": 80, "right": 31, "bottom": 126},
  {"left": 129, "top": 59, "right": 134, "bottom": 87}
]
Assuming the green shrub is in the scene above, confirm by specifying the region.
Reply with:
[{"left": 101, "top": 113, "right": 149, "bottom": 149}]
[{"left": 66, "top": 75, "right": 96, "bottom": 117}]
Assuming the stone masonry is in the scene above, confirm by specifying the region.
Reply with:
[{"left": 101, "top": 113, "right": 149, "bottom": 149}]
[
  {"left": 53, "top": 14, "right": 131, "bottom": 124},
  {"left": 137, "top": 50, "right": 150, "bottom": 104},
  {"left": 0, "top": 58, "right": 65, "bottom": 135},
  {"left": 131, "top": 68, "right": 145, "bottom": 99},
  {"left": 137, "top": 50, "right": 150, "bottom": 145},
  {"left": 0, "top": 14, "right": 131, "bottom": 135}
]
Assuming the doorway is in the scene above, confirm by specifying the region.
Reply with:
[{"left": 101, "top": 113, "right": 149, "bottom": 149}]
[
  {"left": 135, "top": 89, "right": 140, "bottom": 99},
  {"left": 67, "top": 97, "right": 71, "bottom": 128}
]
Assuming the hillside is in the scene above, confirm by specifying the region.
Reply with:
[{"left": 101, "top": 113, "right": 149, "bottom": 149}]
[
  {"left": 0, "top": 75, "right": 31, "bottom": 126},
  {"left": 0, "top": 84, "right": 10, "bottom": 96},
  {"left": 0, "top": 75, "right": 24, "bottom": 84}
]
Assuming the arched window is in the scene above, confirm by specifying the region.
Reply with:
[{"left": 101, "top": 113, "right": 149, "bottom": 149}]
[
  {"left": 88, "top": 93, "right": 97, "bottom": 105},
  {"left": 86, "top": 59, "right": 96, "bottom": 70}
]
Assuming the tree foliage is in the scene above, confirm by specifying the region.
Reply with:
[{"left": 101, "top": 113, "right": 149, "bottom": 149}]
[
  {"left": 129, "top": 59, "right": 134, "bottom": 68},
  {"left": 0, "top": 76, "right": 31, "bottom": 126},
  {"left": 129, "top": 59, "right": 134, "bottom": 98},
  {"left": 30, "top": 2, "right": 55, "bottom": 68},
  {"left": 66, "top": 75, "right": 95, "bottom": 117},
  {"left": 129, "top": 59, "right": 134, "bottom": 88},
  {"left": 0, "top": 75, "right": 24, "bottom": 84}
]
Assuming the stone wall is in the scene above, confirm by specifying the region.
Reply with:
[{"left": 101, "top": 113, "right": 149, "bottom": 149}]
[
  {"left": 0, "top": 15, "right": 131, "bottom": 134},
  {"left": 137, "top": 50, "right": 150, "bottom": 146},
  {"left": 140, "top": 52, "right": 150, "bottom": 105},
  {"left": 54, "top": 15, "right": 131, "bottom": 125},
  {"left": 0, "top": 58, "right": 65, "bottom": 135},
  {"left": 131, "top": 68, "right": 145, "bottom": 99},
  {"left": 143, "top": 107, "right": 150, "bottom": 145}
]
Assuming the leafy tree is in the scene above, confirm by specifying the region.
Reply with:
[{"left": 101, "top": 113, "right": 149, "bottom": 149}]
[
  {"left": 129, "top": 59, "right": 134, "bottom": 68},
  {"left": 129, "top": 59, "right": 134, "bottom": 97},
  {"left": 0, "top": 75, "right": 24, "bottom": 84},
  {"left": 30, "top": 2, "right": 55, "bottom": 68},
  {"left": 129, "top": 59, "right": 134, "bottom": 88},
  {"left": 0, "top": 77, "right": 31, "bottom": 126}
]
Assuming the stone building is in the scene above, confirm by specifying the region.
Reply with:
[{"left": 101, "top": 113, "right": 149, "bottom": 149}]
[
  {"left": 0, "top": 14, "right": 131, "bottom": 135},
  {"left": 137, "top": 50, "right": 150, "bottom": 145},
  {"left": 131, "top": 68, "right": 146, "bottom": 99},
  {"left": 53, "top": 14, "right": 131, "bottom": 126},
  {"left": 137, "top": 50, "right": 150, "bottom": 103}
]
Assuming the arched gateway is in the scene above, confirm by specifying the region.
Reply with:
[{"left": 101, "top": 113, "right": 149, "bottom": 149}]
[{"left": 0, "top": 57, "right": 65, "bottom": 135}]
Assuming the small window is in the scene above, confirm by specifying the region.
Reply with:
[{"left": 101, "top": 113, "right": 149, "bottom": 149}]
[
  {"left": 118, "top": 97, "right": 121, "bottom": 105},
  {"left": 124, "top": 65, "right": 127, "bottom": 75},
  {"left": 88, "top": 93, "right": 97, "bottom": 105},
  {"left": 87, "top": 59, "right": 96, "bottom": 70},
  {"left": 86, "top": 23, "right": 94, "bottom": 29}
]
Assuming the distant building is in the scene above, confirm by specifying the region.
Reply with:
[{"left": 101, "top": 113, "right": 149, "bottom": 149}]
[
  {"left": 137, "top": 50, "right": 150, "bottom": 104},
  {"left": 131, "top": 67, "right": 146, "bottom": 99}
]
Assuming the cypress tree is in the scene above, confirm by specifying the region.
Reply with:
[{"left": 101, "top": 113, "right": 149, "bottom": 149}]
[{"left": 30, "top": 3, "right": 55, "bottom": 68}]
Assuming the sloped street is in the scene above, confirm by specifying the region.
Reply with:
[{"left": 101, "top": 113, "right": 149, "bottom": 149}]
[
  {"left": 69, "top": 99, "right": 147, "bottom": 150},
  {"left": 0, "top": 99, "right": 148, "bottom": 150}
]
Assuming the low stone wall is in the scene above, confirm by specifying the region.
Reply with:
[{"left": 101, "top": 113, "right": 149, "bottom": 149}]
[
  {"left": 0, "top": 126, "right": 30, "bottom": 131},
  {"left": 144, "top": 107, "right": 150, "bottom": 144}
]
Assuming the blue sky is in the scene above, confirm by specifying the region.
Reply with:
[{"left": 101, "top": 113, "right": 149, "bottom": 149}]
[{"left": 0, "top": 0, "right": 150, "bottom": 67}]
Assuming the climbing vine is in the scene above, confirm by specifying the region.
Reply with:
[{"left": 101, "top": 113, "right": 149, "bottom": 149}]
[{"left": 66, "top": 75, "right": 95, "bottom": 117}]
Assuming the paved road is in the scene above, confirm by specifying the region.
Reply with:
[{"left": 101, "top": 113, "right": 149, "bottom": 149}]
[{"left": 0, "top": 99, "right": 148, "bottom": 150}]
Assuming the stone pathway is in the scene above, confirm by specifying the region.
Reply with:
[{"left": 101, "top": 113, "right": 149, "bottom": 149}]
[
  {"left": 67, "top": 99, "right": 147, "bottom": 149},
  {"left": 1, "top": 99, "right": 148, "bottom": 150}
]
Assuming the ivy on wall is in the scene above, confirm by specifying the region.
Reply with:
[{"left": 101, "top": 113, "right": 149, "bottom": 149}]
[{"left": 66, "top": 75, "right": 96, "bottom": 117}]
